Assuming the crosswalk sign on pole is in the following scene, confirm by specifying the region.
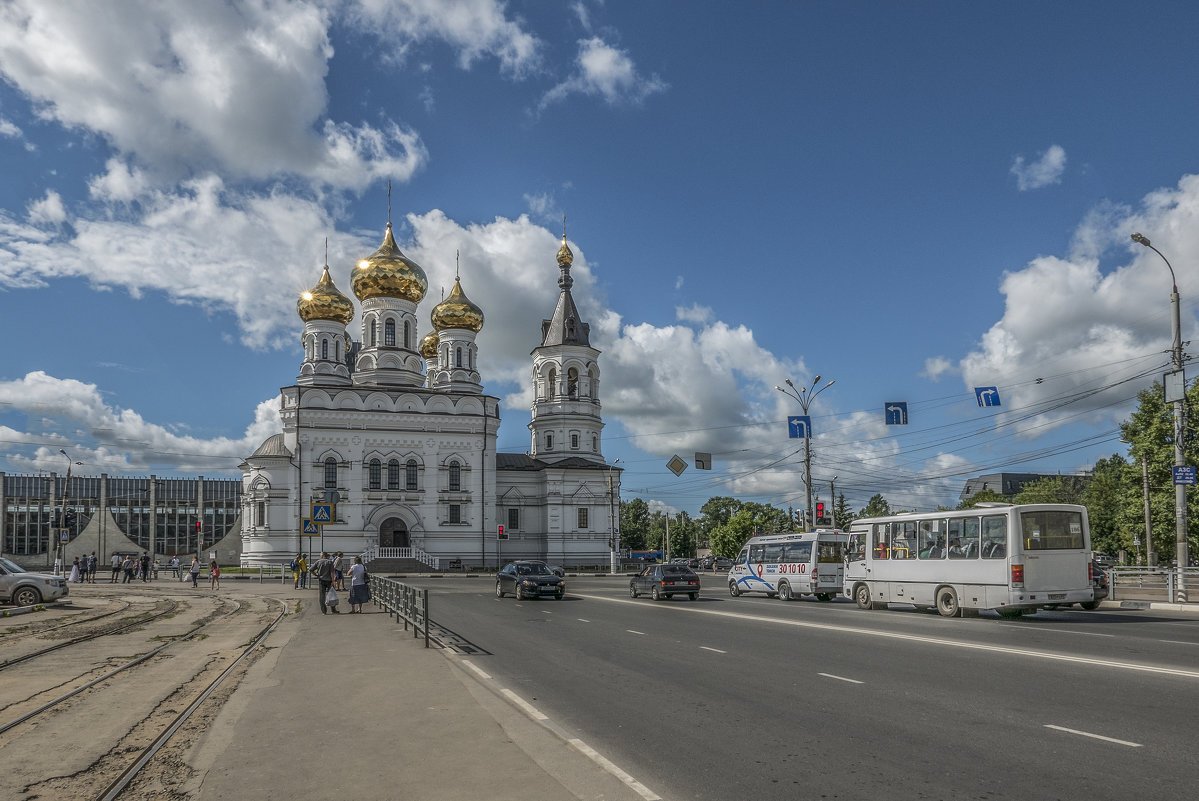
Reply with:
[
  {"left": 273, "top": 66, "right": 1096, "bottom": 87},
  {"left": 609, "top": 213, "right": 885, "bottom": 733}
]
[
  {"left": 302, "top": 519, "right": 319, "bottom": 535},
  {"left": 311, "top": 504, "right": 333, "bottom": 522}
]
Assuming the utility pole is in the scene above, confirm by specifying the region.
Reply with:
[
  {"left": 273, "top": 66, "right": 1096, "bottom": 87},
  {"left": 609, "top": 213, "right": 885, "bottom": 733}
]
[{"left": 776, "top": 375, "right": 835, "bottom": 532}]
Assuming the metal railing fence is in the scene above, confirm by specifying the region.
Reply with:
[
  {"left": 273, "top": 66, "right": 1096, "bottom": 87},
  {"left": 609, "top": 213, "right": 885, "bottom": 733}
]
[
  {"left": 368, "top": 575, "right": 430, "bottom": 648},
  {"left": 1108, "top": 566, "right": 1199, "bottom": 603}
]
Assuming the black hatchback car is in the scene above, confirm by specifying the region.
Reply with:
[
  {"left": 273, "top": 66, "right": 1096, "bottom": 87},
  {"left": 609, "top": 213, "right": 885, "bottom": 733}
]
[
  {"left": 629, "top": 564, "right": 701, "bottom": 601},
  {"left": 496, "top": 561, "right": 566, "bottom": 600}
]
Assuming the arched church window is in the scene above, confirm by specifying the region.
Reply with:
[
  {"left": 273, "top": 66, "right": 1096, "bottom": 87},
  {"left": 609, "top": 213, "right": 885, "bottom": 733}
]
[
  {"left": 406, "top": 459, "right": 418, "bottom": 491},
  {"left": 404, "top": 321, "right": 411, "bottom": 348},
  {"left": 321, "top": 338, "right": 329, "bottom": 360},
  {"left": 548, "top": 368, "right": 557, "bottom": 397},
  {"left": 387, "top": 459, "right": 400, "bottom": 490},
  {"left": 592, "top": 435, "right": 598, "bottom": 451},
  {"left": 370, "top": 319, "right": 377, "bottom": 347},
  {"left": 385, "top": 319, "right": 395, "bottom": 346},
  {"left": 567, "top": 367, "right": 579, "bottom": 398},
  {"left": 369, "top": 459, "right": 381, "bottom": 490},
  {"left": 455, "top": 347, "right": 463, "bottom": 368},
  {"left": 323, "top": 458, "right": 338, "bottom": 489},
  {"left": 588, "top": 367, "right": 597, "bottom": 398},
  {"left": 546, "top": 433, "right": 553, "bottom": 450},
  {"left": 571, "top": 433, "right": 579, "bottom": 449},
  {"left": 449, "top": 461, "right": 461, "bottom": 492}
]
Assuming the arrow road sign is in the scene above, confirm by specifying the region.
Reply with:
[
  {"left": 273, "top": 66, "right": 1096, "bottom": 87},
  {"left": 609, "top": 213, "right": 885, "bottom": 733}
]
[
  {"left": 695, "top": 452, "right": 712, "bottom": 470},
  {"left": 302, "top": 519, "right": 319, "bottom": 535},
  {"left": 974, "top": 386, "right": 1001, "bottom": 407},
  {"left": 885, "top": 402, "right": 908, "bottom": 425},
  {"left": 787, "top": 416, "right": 811, "bottom": 439}
]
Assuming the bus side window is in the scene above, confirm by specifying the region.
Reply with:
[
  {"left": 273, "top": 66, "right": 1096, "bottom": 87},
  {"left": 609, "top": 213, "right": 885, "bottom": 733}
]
[
  {"left": 750, "top": 544, "right": 766, "bottom": 564},
  {"left": 738, "top": 548, "right": 749, "bottom": 564},
  {"left": 960, "top": 517, "right": 981, "bottom": 558},
  {"left": 872, "top": 524, "right": 889, "bottom": 559},
  {"left": 764, "top": 544, "right": 785, "bottom": 564},
  {"left": 892, "top": 521, "right": 916, "bottom": 560},
  {"left": 981, "top": 515, "right": 1006, "bottom": 558}
]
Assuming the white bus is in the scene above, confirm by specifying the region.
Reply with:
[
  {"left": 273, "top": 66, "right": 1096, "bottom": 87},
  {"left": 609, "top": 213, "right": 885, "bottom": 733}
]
[
  {"left": 843, "top": 503, "right": 1094, "bottom": 618},
  {"left": 728, "top": 530, "right": 847, "bottom": 601}
]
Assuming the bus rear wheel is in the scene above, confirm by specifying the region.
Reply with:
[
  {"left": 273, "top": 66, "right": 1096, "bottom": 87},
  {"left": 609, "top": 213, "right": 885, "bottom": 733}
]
[
  {"left": 1079, "top": 600, "right": 1101, "bottom": 610},
  {"left": 936, "top": 587, "right": 960, "bottom": 618},
  {"left": 728, "top": 582, "right": 741, "bottom": 597},
  {"left": 816, "top": 593, "right": 833, "bottom": 602},
  {"left": 777, "top": 581, "right": 793, "bottom": 601},
  {"left": 854, "top": 583, "right": 872, "bottom": 610}
]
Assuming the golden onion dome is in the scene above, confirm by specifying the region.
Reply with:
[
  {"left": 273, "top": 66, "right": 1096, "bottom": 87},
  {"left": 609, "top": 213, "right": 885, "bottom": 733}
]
[
  {"left": 350, "top": 223, "right": 428, "bottom": 303},
  {"left": 419, "top": 331, "right": 439, "bottom": 359},
  {"left": 556, "top": 234, "right": 574, "bottom": 267},
  {"left": 298, "top": 266, "right": 355, "bottom": 325},
  {"left": 430, "top": 277, "right": 484, "bottom": 333}
]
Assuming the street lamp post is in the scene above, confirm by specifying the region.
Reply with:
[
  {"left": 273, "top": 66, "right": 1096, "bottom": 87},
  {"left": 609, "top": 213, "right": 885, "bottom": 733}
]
[
  {"left": 776, "top": 375, "right": 835, "bottom": 532},
  {"left": 1132, "top": 233, "right": 1189, "bottom": 602},
  {"left": 607, "top": 458, "right": 623, "bottom": 575}
]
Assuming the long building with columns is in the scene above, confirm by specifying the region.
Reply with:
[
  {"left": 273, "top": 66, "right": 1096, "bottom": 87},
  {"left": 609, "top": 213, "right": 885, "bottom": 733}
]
[{"left": 239, "top": 219, "right": 621, "bottom": 568}]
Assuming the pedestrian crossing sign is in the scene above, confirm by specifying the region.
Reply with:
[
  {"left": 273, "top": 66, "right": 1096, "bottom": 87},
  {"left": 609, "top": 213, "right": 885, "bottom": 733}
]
[
  {"left": 302, "top": 519, "right": 319, "bottom": 535},
  {"left": 311, "top": 503, "right": 333, "bottom": 522}
]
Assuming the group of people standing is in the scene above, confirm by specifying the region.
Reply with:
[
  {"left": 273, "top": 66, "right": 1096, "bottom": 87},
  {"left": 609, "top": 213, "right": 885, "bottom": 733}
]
[
  {"left": 67, "top": 552, "right": 99, "bottom": 583},
  {"left": 307, "top": 551, "right": 370, "bottom": 614}
]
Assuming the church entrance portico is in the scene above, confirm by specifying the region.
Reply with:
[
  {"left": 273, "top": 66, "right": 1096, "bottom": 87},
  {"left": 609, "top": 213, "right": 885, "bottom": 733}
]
[{"left": 379, "top": 517, "right": 409, "bottom": 549}]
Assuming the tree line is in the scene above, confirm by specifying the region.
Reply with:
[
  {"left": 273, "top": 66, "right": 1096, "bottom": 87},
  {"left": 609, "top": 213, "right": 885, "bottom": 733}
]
[{"left": 618, "top": 382, "right": 1198, "bottom": 563}]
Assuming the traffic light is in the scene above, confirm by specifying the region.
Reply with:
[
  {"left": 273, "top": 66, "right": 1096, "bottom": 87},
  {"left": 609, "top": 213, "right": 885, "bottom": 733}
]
[
  {"left": 815, "top": 502, "right": 827, "bottom": 526},
  {"left": 497, "top": 524, "right": 508, "bottom": 540}
]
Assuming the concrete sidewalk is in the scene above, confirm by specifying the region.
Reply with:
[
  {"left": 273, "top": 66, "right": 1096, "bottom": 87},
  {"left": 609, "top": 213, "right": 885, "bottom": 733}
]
[{"left": 189, "top": 585, "right": 651, "bottom": 801}]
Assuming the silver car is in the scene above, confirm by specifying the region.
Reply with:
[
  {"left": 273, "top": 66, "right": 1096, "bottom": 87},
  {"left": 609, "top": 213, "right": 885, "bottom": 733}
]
[{"left": 0, "top": 557, "right": 70, "bottom": 607}]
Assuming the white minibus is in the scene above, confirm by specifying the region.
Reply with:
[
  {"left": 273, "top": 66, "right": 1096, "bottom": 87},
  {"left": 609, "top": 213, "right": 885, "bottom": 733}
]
[
  {"left": 843, "top": 503, "right": 1094, "bottom": 618},
  {"left": 728, "top": 530, "right": 847, "bottom": 601}
]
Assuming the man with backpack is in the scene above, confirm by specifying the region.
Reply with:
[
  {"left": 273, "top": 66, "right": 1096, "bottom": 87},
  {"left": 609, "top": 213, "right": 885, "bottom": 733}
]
[{"left": 310, "top": 552, "right": 338, "bottom": 614}]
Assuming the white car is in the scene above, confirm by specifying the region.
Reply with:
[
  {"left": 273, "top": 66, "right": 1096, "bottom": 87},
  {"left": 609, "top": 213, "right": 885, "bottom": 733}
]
[{"left": 0, "top": 557, "right": 70, "bottom": 607}]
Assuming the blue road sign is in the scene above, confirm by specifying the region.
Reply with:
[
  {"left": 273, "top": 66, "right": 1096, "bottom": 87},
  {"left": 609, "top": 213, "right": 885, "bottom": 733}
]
[
  {"left": 974, "top": 386, "right": 1001, "bottom": 407},
  {"left": 885, "top": 402, "right": 908, "bottom": 425},
  {"left": 788, "top": 416, "right": 811, "bottom": 439},
  {"left": 312, "top": 504, "right": 333, "bottom": 522},
  {"left": 1173, "top": 466, "right": 1197, "bottom": 485},
  {"left": 302, "top": 519, "right": 320, "bottom": 534}
]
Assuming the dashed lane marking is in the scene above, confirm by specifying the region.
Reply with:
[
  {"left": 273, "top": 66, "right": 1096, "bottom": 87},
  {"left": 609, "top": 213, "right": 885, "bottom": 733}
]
[
  {"left": 569, "top": 738, "right": 662, "bottom": 801},
  {"left": 1044, "top": 724, "right": 1142, "bottom": 747},
  {"left": 501, "top": 688, "right": 548, "bottom": 720},
  {"left": 699, "top": 646, "right": 726, "bottom": 653},
  {"left": 577, "top": 618, "right": 591, "bottom": 623},
  {"left": 1161, "top": 640, "right": 1199, "bottom": 646},
  {"left": 818, "top": 672, "right": 864, "bottom": 684},
  {"left": 627, "top": 629, "right": 647, "bottom": 635}
]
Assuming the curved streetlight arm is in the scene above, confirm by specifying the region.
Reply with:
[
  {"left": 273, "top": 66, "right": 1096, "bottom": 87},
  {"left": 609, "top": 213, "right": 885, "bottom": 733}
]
[{"left": 1132, "top": 233, "right": 1178, "bottom": 292}]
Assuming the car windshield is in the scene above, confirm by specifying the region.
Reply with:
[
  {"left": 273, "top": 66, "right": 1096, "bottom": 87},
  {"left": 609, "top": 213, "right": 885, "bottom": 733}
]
[
  {"left": 516, "top": 563, "right": 552, "bottom": 576},
  {"left": 0, "top": 557, "right": 27, "bottom": 573}
]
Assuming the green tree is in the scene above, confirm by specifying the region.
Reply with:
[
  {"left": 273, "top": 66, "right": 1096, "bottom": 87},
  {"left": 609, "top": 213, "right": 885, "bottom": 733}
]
[
  {"left": 1013, "top": 476, "right": 1085, "bottom": 504},
  {"left": 619, "top": 498, "right": 650, "bottom": 552},
  {"left": 859, "top": 493, "right": 891, "bottom": 518},
  {"left": 1081, "top": 454, "right": 1138, "bottom": 557},
  {"left": 957, "top": 488, "right": 1008, "bottom": 509},
  {"left": 832, "top": 492, "right": 854, "bottom": 528},
  {"left": 668, "top": 511, "right": 698, "bottom": 556},
  {"left": 709, "top": 508, "right": 760, "bottom": 557}
]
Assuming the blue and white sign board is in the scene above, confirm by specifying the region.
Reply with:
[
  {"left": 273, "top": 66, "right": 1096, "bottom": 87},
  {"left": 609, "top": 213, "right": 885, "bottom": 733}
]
[
  {"left": 974, "top": 386, "right": 1001, "bottom": 407},
  {"left": 302, "top": 519, "right": 320, "bottom": 535},
  {"left": 788, "top": 415, "right": 812, "bottom": 439},
  {"left": 59, "top": 530, "right": 70, "bottom": 542},
  {"left": 311, "top": 504, "right": 333, "bottom": 522},
  {"left": 885, "top": 402, "right": 908, "bottom": 425},
  {"left": 1173, "top": 466, "right": 1197, "bottom": 485}
]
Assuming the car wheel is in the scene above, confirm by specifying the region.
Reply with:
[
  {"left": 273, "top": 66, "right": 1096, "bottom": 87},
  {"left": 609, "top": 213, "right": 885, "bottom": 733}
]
[
  {"left": 728, "top": 581, "right": 741, "bottom": 597},
  {"left": 555, "top": 590, "right": 565, "bottom": 600},
  {"left": 689, "top": 592, "right": 698, "bottom": 601},
  {"left": 651, "top": 586, "right": 663, "bottom": 601},
  {"left": 854, "top": 583, "right": 871, "bottom": 610},
  {"left": 777, "top": 580, "right": 792, "bottom": 601},
  {"left": 1080, "top": 601, "right": 1101, "bottom": 611},
  {"left": 629, "top": 583, "right": 639, "bottom": 598},
  {"left": 13, "top": 585, "right": 42, "bottom": 607},
  {"left": 936, "top": 586, "right": 960, "bottom": 618},
  {"left": 515, "top": 586, "right": 525, "bottom": 601},
  {"left": 816, "top": 593, "right": 833, "bottom": 602},
  {"left": 496, "top": 581, "right": 505, "bottom": 598}
]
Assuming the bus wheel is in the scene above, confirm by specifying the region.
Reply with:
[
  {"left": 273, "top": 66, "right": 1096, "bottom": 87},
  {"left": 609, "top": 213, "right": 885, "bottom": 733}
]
[
  {"left": 728, "top": 582, "right": 741, "bottom": 597},
  {"left": 816, "top": 593, "right": 833, "bottom": 602},
  {"left": 936, "top": 587, "right": 960, "bottom": 617},
  {"left": 777, "top": 581, "right": 792, "bottom": 601},
  {"left": 999, "top": 607, "right": 1025, "bottom": 619},
  {"left": 854, "top": 583, "right": 872, "bottom": 610},
  {"left": 1080, "top": 601, "right": 1101, "bottom": 610}
]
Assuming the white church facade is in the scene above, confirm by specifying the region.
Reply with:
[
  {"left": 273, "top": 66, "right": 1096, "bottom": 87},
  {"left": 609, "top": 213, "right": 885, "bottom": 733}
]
[{"left": 239, "top": 217, "right": 621, "bottom": 569}]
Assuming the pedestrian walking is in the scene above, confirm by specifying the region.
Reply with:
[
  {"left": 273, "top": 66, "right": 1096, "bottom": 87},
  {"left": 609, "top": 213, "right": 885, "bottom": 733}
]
[
  {"left": 87, "top": 552, "right": 98, "bottom": 583},
  {"left": 209, "top": 560, "right": 221, "bottom": 589},
  {"left": 140, "top": 552, "right": 151, "bottom": 582},
  {"left": 68, "top": 557, "right": 82, "bottom": 583},
  {"left": 189, "top": 556, "right": 201, "bottom": 588},
  {"left": 290, "top": 552, "right": 302, "bottom": 589},
  {"left": 333, "top": 551, "right": 345, "bottom": 591},
  {"left": 299, "top": 553, "right": 309, "bottom": 588},
  {"left": 111, "top": 552, "right": 122, "bottom": 583},
  {"left": 311, "top": 552, "right": 338, "bottom": 614},
  {"left": 122, "top": 555, "right": 134, "bottom": 583},
  {"left": 348, "top": 556, "right": 370, "bottom": 613}
]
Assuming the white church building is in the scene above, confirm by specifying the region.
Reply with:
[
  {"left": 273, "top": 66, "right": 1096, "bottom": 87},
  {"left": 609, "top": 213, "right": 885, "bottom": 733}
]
[{"left": 239, "top": 218, "right": 621, "bottom": 569}]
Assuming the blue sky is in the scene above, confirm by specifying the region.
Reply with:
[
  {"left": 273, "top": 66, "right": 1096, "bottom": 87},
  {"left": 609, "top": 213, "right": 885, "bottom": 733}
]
[{"left": 2, "top": 1, "right": 1199, "bottom": 515}]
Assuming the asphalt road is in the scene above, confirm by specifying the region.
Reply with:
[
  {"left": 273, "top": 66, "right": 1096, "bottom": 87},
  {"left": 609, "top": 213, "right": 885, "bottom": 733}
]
[{"left": 409, "top": 574, "right": 1199, "bottom": 801}]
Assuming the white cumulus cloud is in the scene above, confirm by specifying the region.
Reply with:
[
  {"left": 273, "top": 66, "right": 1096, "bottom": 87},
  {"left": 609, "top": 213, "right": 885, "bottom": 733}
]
[
  {"left": 1011, "top": 144, "right": 1067, "bottom": 191},
  {"left": 540, "top": 37, "right": 667, "bottom": 110},
  {"left": 921, "top": 356, "right": 954, "bottom": 381},
  {"left": 26, "top": 190, "right": 66, "bottom": 225}
]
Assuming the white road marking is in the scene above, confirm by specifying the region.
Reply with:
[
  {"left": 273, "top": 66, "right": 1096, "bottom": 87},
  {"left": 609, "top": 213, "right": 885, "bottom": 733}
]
[
  {"left": 501, "top": 689, "right": 548, "bottom": 720},
  {"left": 569, "top": 738, "right": 661, "bottom": 800},
  {"left": 627, "top": 629, "right": 647, "bottom": 636},
  {"left": 699, "top": 646, "right": 726, "bottom": 654},
  {"left": 542, "top": 609, "right": 553, "bottom": 614},
  {"left": 461, "top": 660, "right": 491, "bottom": 680},
  {"left": 571, "top": 593, "right": 1199, "bottom": 680},
  {"left": 1161, "top": 640, "right": 1199, "bottom": 646},
  {"left": 999, "top": 624, "right": 1114, "bottom": 638},
  {"left": 1044, "top": 724, "right": 1142, "bottom": 747},
  {"left": 577, "top": 618, "right": 591, "bottom": 623},
  {"left": 818, "top": 672, "right": 864, "bottom": 684}
]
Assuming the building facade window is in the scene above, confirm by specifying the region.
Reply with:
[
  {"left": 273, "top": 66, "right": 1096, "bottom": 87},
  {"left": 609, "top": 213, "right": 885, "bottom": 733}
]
[
  {"left": 567, "top": 367, "right": 578, "bottom": 398},
  {"left": 592, "top": 435, "right": 598, "bottom": 451},
  {"left": 449, "top": 504, "right": 461, "bottom": 524},
  {"left": 321, "top": 338, "right": 328, "bottom": 359},
  {"left": 323, "top": 458, "right": 338, "bottom": 488},
  {"left": 577, "top": 507, "right": 588, "bottom": 528},
  {"left": 255, "top": 501, "right": 265, "bottom": 526},
  {"left": 508, "top": 507, "right": 519, "bottom": 530},
  {"left": 370, "top": 319, "right": 377, "bottom": 346},
  {"left": 545, "top": 433, "right": 553, "bottom": 450},
  {"left": 335, "top": 340, "right": 340, "bottom": 362},
  {"left": 571, "top": 433, "right": 579, "bottom": 449},
  {"left": 448, "top": 461, "right": 461, "bottom": 492},
  {"left": 385, "top": 319, "right": 395, "bottom": 346},
  {"left": 406, "top": 459, "right": 418, "bottom": 491},
  {"left": 404, "top": 320, "right": 411, "bottom": 348},
  {"left": 455, "top": 347, "right": 463, "bottom": 368},
  {"left": 548, "top": 367, "right": 557, "bottom": 397},
  {"left": 387, "top": 460, "right": 400, "bottom": 490},
  {"left": 369, "top": 459, "right": 381, "bottom": 490}
]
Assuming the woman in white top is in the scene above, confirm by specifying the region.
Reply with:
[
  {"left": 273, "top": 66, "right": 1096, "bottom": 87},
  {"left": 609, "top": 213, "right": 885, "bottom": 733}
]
[{"left": 348, "top": 556, "right": 370, "bottom": 613}]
